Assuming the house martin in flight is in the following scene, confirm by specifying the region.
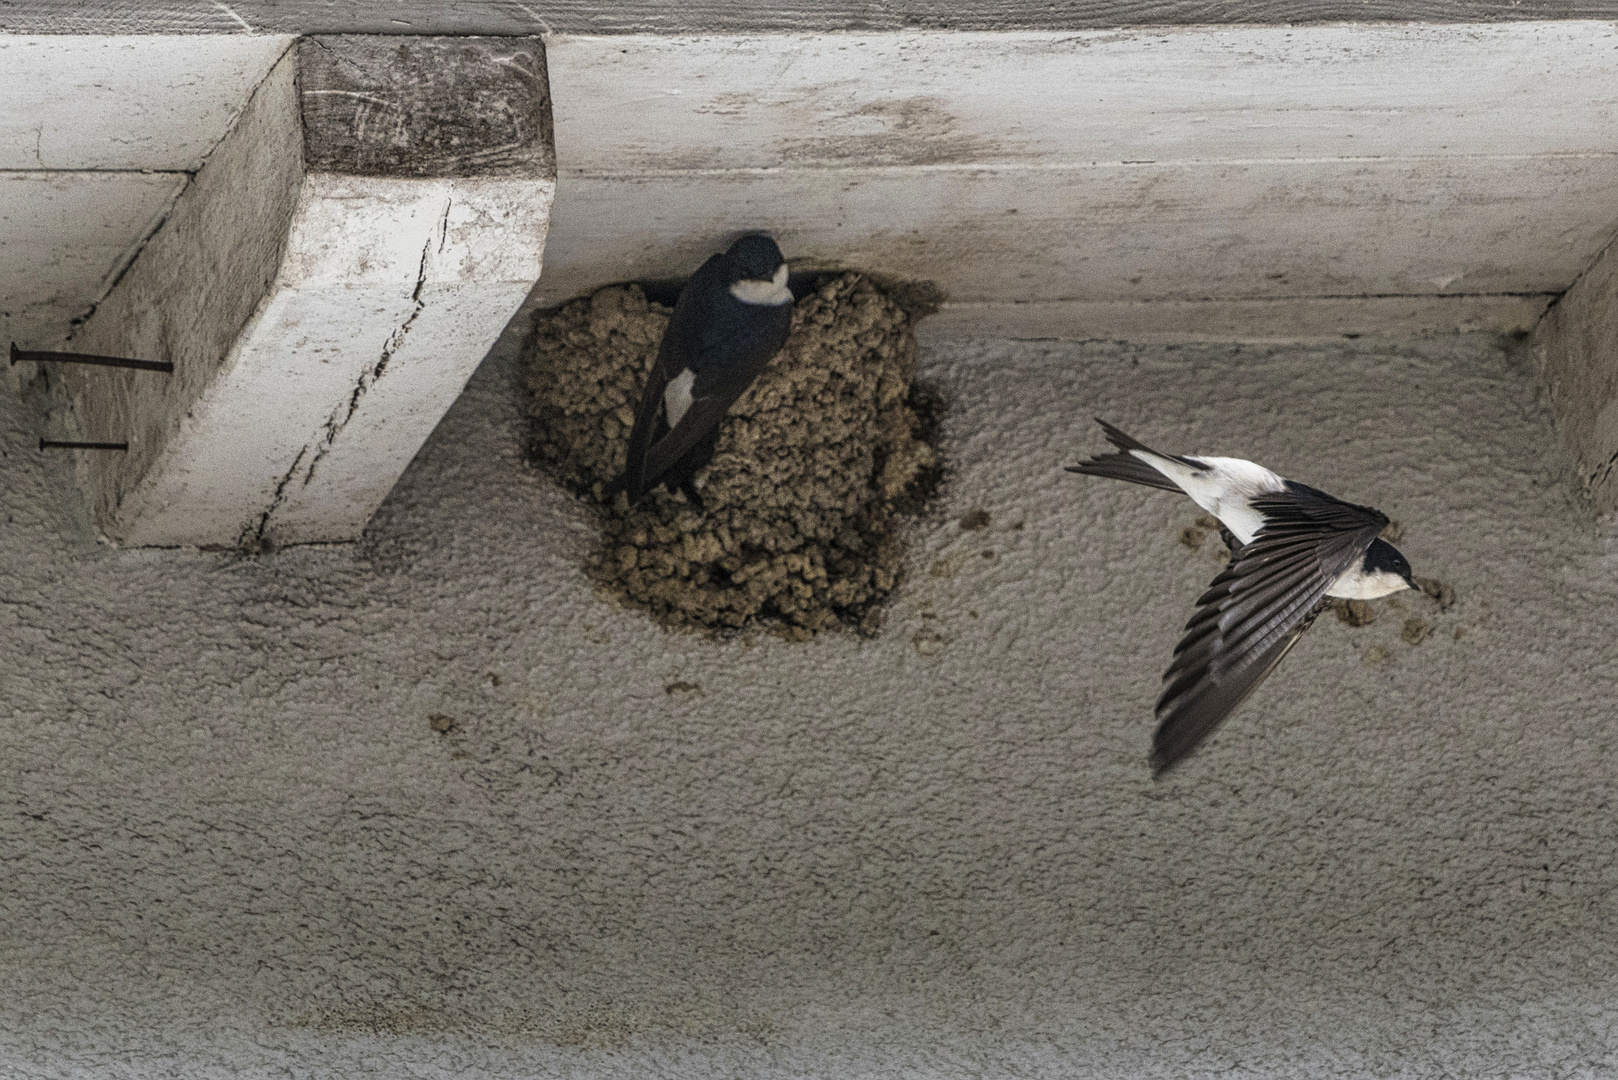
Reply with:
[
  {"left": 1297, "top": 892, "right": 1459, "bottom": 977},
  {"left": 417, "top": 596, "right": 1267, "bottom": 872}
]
[{"left": 1068, "top": 419, "right": 1418, "bottom": 775}]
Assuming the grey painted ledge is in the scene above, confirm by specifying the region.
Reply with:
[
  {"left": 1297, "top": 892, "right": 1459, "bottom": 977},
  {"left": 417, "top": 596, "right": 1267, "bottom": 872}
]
[{"left": 11, "top": 0, "right": 1618, "bottom": 33}]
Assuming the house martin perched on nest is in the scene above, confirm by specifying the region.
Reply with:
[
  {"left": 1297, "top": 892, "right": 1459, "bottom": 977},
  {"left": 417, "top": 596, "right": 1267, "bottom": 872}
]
[
  {"left": 1067, "top": 419, "right": 1418, "bottom": 776},
  {"left": 609, "top": 234, "right": 793, "bottom": 506}
]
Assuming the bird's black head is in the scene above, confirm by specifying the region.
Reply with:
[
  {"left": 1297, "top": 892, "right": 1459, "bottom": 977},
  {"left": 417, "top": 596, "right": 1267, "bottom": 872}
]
[
  {"left": 1363, "top": 538, "right": 1418, "bottom": 590},
  {"left": 724, "top": 234, "right": 786, "bottom": 282}
]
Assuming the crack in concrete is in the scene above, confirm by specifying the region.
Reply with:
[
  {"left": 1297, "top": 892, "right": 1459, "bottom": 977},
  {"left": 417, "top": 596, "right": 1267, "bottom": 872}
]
[
  {"left": 304, "top": 36, "right": 378, "bottom": 83},
  {"left": 1588, "top": 447, "right": 1618, "bottom": 491},
  {"left": 210, "top": 0, "right": 254, "bottom": 31},
  {"left": 247, "top": 443, "right": 309, "bottom": 548},
  {"left": 296, "top": 198, "right": 448, "bottom": 492}
]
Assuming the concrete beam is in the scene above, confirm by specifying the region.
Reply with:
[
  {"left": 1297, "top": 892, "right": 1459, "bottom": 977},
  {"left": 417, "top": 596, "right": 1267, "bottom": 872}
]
[
  {"left": 0, "top": 34, "right": 294, "bottom": 172},
  {"left": 50, "top": 35, "right": 554, "bottom": 548},
  {"left": 538, "top": 25, "right": 1618, "bottom": 340},
  {"left": 0, "top": 34, "right": 293, "bottom": 348},
  {"left": 1534, "top": 236, "right": 1618, "bottom": 514},
  {"left": 10, "top": 0, "right": 1618, "bottom": 34}
]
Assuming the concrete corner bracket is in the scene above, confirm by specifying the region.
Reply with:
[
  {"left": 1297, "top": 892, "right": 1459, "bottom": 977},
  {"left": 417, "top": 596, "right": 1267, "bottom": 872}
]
[
  {"left": 1535, "top": 234, "right": 1618, "bottom": 515},
  {"left": 53, "top": 35, "right": 554, "bottom": 547}
]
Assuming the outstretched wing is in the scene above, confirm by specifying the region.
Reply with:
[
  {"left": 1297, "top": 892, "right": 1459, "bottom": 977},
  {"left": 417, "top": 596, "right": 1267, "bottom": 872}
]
[{"left": 1151, "top": 482, "right": 1388, "bottom": 775}]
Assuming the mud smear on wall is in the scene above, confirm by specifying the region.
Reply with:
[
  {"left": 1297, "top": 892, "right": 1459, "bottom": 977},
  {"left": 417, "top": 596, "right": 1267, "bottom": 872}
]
[{"left": 524, "top": 272, "right": 942, "bottom": 639}]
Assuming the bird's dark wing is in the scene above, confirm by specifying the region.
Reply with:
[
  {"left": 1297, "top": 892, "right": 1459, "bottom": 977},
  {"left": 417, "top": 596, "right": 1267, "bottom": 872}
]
[
  {"left": 634, "top": 300, "right": 791, "bottom": 497},
  {"left": 638, "top": 391, "right": 744, "bottom": 489},
  {"left": 1151, "top": 483, "right": 1388, "bottom": 775},
  {"left": 612, "top": 256, "right": 726, "bottom": 500},
  {"left": 613, "top": 345, "right": 678, "bottom": 499}
]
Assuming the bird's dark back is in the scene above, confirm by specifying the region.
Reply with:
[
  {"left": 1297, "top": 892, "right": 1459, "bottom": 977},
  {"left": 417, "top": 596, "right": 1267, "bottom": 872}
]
[{"left": 664, "top": 256, "right": 790, "bottom": 380}]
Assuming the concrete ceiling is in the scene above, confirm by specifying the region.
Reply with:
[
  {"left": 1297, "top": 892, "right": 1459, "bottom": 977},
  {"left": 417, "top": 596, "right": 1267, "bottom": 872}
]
[
  {"left": 10, "top": 21, "right": 1618, "bottom": 353},
  {"left": 4, "top": 10, "right": 1618, "bottom": 1079}
]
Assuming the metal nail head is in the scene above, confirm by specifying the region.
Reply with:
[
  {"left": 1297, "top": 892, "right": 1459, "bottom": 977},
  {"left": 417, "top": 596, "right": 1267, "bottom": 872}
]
[
  {"left": 39, "top": 439, "right": 129, "bottom": 452},
  {"left": 11, "top": 342, "right": 173, "bottom": 374}
]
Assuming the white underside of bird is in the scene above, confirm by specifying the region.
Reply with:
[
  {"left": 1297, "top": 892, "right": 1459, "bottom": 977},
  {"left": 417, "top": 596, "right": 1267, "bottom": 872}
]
[{"left": 1121, "top": 447, "right": 1406, "bottom": 601}]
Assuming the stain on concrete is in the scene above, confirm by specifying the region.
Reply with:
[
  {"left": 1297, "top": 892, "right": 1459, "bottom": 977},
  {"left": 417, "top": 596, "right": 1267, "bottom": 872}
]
[
  {"left": 911, "top": 626, "right": 949, "bottom": 655},
  {"left": 1332, "top": 599, "right": 1377, "bottom": 627},
  {"left": 958, "top": 508, "right": 991, "bottom": 531},
  {"left": 775, "top": 96, "right": 997, "bottom": 168},
  {"left": 1177, "top": 513, "right": 1231, "bottom": 560},
  {"left": 1415, "top": 575, "right": 1457, "bottom": 612}
]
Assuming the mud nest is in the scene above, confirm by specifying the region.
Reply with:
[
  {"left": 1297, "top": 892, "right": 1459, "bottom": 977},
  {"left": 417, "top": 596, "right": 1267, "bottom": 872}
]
[{"left": 524, "top": 272, "right": 941, "bottom": 639}]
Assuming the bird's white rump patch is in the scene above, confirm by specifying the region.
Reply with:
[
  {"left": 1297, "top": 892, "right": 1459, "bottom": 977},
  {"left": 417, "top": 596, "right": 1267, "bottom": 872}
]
[
  {"left": 729, "top": 264, "right": 791, "bottom": 306},
  {"left": 1129, "top": 451, "right": 1283, "bottom": 546},
  {"left": 664, "top": 367, "right": 696, "bottom": 428}
]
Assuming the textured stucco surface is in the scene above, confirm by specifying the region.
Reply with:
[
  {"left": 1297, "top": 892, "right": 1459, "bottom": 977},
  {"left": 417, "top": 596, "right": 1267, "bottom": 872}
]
[{"left": 2, "top": 329, "right": 1616, "bottom": 1077}]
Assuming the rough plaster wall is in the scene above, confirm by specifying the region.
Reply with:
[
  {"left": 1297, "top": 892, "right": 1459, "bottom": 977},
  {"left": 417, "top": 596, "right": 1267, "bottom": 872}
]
[{"left": 2, "top": 326, "right": 1616, "bottom": 1077}]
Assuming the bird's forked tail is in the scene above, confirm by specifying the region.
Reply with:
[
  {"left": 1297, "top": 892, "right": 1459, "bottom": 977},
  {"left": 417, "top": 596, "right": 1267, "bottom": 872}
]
[{"left": 1064, "top": 418, "right": 1183, "bottom": 492}]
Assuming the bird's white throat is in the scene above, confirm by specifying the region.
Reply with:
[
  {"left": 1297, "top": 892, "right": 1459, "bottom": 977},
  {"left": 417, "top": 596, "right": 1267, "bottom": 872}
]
[
  {"left": 663, "top": 368, "right": 696, "bottom": 428},
  {"left": 729, "top": 264, "right": 792, "bottom": 306},
  {"left": 1325, "top": 565, "right": 1412, "bottom": 600}
]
